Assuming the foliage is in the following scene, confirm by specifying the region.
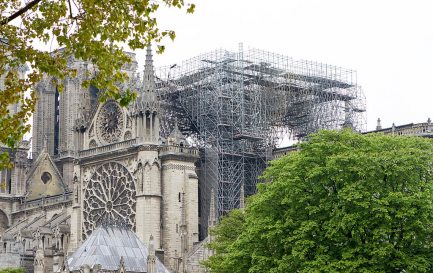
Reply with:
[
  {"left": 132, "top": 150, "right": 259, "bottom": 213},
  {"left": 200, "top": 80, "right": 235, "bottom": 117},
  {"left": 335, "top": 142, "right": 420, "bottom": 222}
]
[
  {"left": 205, "top": 129, "right": 433, "bottom": 273},
  {"left": 0, "top": 0, "right": 195, "bottom": 168},
  {"left": 0, "top": 268, "right": 25, "bottom": 273},
  {"left": 203, "top": 209, "right": 246, "bottom": 272}
]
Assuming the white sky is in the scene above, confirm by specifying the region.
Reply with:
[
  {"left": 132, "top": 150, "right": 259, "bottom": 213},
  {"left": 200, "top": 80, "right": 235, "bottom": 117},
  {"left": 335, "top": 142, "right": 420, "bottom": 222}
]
[{"left": 132, "top": 0, "right": 433, "bottom": 131}]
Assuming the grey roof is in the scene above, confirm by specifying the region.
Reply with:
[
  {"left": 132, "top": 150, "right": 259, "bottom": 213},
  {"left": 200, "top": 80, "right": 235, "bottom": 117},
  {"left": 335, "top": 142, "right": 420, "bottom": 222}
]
[
  {"left": 4, "top": 213, "right": 46, "bottom": 237},
  {"left": 68, "top": 226, "right": 170, "bottom": 273}
]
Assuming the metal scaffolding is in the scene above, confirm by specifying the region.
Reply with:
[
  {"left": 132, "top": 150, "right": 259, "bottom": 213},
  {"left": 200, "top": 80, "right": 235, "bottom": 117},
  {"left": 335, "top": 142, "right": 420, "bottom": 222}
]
[{"left": 156, "top": 45, "right": 366, "bottom": 237}]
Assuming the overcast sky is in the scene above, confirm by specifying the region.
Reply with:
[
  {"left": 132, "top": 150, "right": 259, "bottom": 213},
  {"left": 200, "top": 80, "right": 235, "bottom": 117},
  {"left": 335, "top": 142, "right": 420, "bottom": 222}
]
[{"left": 133, "top": 0, "right": 433, "bottom": 131}]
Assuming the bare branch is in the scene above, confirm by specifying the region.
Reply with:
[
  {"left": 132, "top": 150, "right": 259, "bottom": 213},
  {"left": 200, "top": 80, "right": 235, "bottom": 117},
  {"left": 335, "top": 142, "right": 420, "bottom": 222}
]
[
  {"left": 68, "top": 0, "right": 73, "bottom": 19},
  {"left": 0, "top": 0, "right": 42, "bottom": 26}
]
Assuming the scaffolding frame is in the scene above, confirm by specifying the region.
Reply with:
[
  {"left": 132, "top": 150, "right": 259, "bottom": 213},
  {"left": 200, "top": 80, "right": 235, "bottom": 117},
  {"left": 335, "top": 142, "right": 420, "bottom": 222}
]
[{"left": 156, "top": 46, "right": 366, "bottom": 237}]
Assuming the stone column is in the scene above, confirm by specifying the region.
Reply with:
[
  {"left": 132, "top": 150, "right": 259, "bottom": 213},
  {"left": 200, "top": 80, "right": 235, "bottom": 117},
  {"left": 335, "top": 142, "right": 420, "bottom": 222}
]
[
  {"left": 147, "top": 235, "right": 156, "bottom": 273},
  {"left": 68, "top": 167, "right": 81, "bottom": 253}
]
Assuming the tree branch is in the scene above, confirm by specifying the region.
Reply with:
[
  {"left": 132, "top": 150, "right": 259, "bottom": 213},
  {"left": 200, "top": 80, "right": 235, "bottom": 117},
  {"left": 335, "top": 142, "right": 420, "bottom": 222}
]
[
  {"left": 67, "top": 0, "right": 73, "bottom": 19},
  {"left": 0, "top": 0, "right": 42, "bottom": 26}
]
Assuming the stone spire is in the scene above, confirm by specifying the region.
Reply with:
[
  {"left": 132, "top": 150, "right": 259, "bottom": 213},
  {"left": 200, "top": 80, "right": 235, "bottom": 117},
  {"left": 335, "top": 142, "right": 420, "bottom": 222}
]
[
  {"left": 117, "top": 256, "right": 126, "bottom": 273},
  {"left": 147, "top": 235, "right": 156, "bottom": 273},
  {"left": 132, "top": 44, "right": 158, "bottom": 113},
  {"left": 208, "top": 188, "right": 217, "bottom": 228},
  {"left": 168, "top": 118, "right": 187, "bottom": 146},
  {"left": 141, "top": 44, "right": 157, "bottom": 104},
  {"left": 132, "top": 44, "right": 160, "bottom": 144},
  {"left": 376, "top": 118, "right": 382, "bottom": 130}
]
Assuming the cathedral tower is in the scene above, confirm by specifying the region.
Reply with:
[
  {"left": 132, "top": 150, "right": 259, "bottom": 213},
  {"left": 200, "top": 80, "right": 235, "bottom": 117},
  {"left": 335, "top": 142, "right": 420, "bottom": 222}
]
[
  {"left": 160, "top": 122, "right": 199, "bottom": 269},
  {"left": 133, "top": 45, "right": 163, "bottom": 248},
  {"left": 32, "top": 78, "right": 58, "bottom": 157}
]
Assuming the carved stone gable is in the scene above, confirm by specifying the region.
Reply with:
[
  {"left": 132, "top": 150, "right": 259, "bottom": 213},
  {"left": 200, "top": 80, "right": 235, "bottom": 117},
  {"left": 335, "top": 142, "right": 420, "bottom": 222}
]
[{"left": 26, "top": 151, "right": 66, "bottom": 201}]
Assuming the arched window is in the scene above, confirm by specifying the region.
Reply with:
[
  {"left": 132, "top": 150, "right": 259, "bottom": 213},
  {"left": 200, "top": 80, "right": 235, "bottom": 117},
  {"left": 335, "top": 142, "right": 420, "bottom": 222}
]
[
  {"left": 60, "top": 234, "right": 64, "bottom": 250},
  {"left": 146, "top": 112, "right": 151, "bottom": 134},
  {"left": 89, "top": 85, "right": 99, "bottom": 106}
]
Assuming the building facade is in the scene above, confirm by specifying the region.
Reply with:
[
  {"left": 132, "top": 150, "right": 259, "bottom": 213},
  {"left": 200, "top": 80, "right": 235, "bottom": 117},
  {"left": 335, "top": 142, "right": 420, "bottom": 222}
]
[
  {"left": 367, "top": 118, "right": 433, "bottom": 137},
  {"left": 0, "top": 47, "right": 204, "bottom": 272}
]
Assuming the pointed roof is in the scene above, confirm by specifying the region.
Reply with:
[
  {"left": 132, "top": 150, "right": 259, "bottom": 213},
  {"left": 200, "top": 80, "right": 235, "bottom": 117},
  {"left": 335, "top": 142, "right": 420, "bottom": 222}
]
[
  {"left": 168, "top": 119, "right": 186, "bottom": 145},
  {"left": 143, "top": 44, "right": 156, "bottom": 94},
  {"left": 68, "top": 225, "right": 170, "bottom": 273},
  {"left": 132, "top": 44, "right": 159, "bottom": 115}
]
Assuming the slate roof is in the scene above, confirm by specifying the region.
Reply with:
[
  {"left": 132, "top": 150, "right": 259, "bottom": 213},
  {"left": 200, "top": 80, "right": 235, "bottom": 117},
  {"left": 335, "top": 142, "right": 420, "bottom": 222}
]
[{"left": 68, "top": 226, "right": 170, "bottom": 273}]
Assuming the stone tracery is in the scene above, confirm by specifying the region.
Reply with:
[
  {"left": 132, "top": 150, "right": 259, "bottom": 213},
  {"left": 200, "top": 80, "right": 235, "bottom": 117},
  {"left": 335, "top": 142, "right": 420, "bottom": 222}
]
[{"left": 83, "top": 162, "right": 136, "bottom": 238}]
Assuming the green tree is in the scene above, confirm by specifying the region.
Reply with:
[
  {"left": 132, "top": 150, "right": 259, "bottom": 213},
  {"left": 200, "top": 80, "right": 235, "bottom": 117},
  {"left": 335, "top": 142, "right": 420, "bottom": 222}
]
[
  {"left": 203, "top": 209, "right": 247, "bottom": 272},
  {"left": 206, "top": 130, "right": 433, "bottom": 273},
  {"left": 0, "top": 0, "right": 195, "bottom": 168},
  {"left": 0, "top": 268, "right": 25, "bottom": 273}
]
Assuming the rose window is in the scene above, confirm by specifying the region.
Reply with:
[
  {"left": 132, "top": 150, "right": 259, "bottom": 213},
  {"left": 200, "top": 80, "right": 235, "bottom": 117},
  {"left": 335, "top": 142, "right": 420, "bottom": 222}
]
[
  {"left": 97, "top": 101, "right": 124, "bottom": 143},
  {"left": 83, "top": 162, "right": 136, "bottom": 238}
]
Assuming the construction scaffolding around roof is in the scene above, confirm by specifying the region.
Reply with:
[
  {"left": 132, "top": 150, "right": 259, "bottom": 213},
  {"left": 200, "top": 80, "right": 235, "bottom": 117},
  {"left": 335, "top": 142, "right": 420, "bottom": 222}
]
[{"left": 156, "top": 45, "right": 366, "bottom": 237}]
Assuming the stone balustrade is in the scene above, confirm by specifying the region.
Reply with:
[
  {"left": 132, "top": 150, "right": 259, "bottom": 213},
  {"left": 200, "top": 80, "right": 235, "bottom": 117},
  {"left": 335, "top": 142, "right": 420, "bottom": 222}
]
[
  {"left": 79, "top": 139, "right": 137, "bottom": 157},
  {"left": 159, "top": 145, "right": 199, "bottom": 157},
  {"left": 17, "top": 192, "right": 72, "bottom": 210}
]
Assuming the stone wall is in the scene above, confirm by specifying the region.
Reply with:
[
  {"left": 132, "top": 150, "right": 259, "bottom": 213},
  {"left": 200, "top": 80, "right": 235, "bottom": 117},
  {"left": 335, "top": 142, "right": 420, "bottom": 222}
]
[
  {"left": 0, "top": 253, "right": 21, "bottom": 268},
  {"left": 135, "top": 150, "right": 161, "bottom": 248}
]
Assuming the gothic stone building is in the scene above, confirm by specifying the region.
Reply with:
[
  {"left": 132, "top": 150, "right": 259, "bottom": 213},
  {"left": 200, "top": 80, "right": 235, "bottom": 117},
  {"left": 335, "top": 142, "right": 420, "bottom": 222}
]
[{"left": 0, "top": 47, "right": 211, "bottom": 272}]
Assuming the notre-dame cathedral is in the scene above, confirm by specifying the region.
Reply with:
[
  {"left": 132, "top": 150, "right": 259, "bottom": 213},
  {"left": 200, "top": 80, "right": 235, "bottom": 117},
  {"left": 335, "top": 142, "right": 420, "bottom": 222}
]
[
  {"left": 1, "top": 42, "right": 373, "bottom": 273},
  {"left": 0, "top": 46, "right": 211, "bottom": 273}
]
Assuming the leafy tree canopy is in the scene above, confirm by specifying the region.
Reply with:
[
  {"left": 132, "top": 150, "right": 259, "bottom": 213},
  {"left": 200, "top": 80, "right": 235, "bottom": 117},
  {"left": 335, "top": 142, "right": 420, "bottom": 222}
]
[
  {"left": 206, "top": 130, "right": 433, "bottom": 273},
  {"left": 0, "top": 0, "right": 194, "bottom": 167}
]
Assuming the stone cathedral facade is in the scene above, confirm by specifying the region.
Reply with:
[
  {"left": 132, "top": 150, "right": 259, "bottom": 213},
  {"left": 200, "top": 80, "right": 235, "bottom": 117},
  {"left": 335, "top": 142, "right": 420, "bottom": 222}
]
[{"left": 0, "top": 47, "right": 209, "bottom": 272}]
